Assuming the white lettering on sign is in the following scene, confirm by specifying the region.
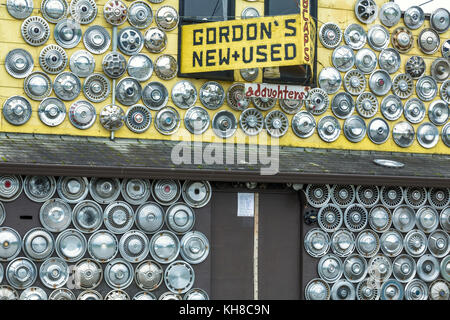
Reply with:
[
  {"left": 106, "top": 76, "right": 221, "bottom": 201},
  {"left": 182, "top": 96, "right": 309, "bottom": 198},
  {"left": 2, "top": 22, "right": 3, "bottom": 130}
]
[
  {"left": 237, "top": 193, "right": 255, "bottom": 217},
  {"left": 244, "top": 83, "right": 310, "bottom": 101}
]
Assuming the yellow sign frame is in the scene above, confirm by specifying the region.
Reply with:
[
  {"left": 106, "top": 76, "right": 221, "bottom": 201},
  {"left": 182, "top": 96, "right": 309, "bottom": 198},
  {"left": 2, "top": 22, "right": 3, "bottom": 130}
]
[{"left": 180, "top": 14, "right": 307, "bottom": 73}]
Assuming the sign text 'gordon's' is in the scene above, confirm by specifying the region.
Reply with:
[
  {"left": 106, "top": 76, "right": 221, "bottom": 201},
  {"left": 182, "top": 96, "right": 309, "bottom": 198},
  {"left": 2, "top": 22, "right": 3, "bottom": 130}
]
[{"left": 180, "top": 14, "right": 306, "bottom": 73}]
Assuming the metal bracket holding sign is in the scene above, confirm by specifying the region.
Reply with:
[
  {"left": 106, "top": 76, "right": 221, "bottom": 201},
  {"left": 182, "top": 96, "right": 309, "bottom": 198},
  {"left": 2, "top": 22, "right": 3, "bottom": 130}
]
[
  {"left": 244, "top": 83, "right": 310, "bottom": 100},
  {"left": 180, "top": 14, "right": 308, "bottom": 73}
]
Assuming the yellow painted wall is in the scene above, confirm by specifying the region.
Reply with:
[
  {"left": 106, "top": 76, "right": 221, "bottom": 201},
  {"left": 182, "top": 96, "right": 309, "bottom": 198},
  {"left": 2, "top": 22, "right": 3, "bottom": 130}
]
[{"left": 0, "top": 0, "right": 448, "bottom": 155}]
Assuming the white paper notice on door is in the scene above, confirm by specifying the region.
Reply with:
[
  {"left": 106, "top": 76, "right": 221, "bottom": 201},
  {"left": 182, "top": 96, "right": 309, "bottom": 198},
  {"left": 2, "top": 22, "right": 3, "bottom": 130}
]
[{"left": 237, "top": 193, "right": 255, "bottom": 217}]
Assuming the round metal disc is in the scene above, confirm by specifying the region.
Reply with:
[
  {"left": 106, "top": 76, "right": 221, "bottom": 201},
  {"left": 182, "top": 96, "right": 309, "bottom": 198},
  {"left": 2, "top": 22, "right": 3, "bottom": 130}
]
[
  {"left": 72, "top": 200, "right": 103, "bottom": 233},
  {"left": 165, "top": 260, "right": 195, "bottom": 294},
  {"left": 155, "top": 107, "right": 180, "bottom": 135},
  {"left": 151, "top": 179, "right": 181, "bottom": 206},
  {"left": 184, "top": 288, "right": 209, "bottom": 300},
  {"left": 265, "top": 110, "right": 288, "bottom": 138},
  {"left": 416, "top": 206, "right": 439, "bottom": 233},
  {"left": 306, "top": 184, "right": 331, "bottom": 208},
  {"left": 102, "top": 52, "right": 127, "bottom": 79},
  {"left": 199, "top": 81, "right": 225, "bottom": 110},
  {"left": 403, "top": 98, "right": 425, "bottom": 124},
  {"left": 115, "top": 77, "right": 142, "bottom": 106},
  {"left": 70, "top": 50, "right": 95, "bottom": 78},
  {"left": 431, "top": 8, "right": 450, "bottom": 33},
  {"left": 356, "top": 92, "right": 378, "bottom": 119},
  {"left": 392, "top": 73, "right": 413, "bottom": 100},
  {"left": 379, "top": 2, "right": 401, "bottom": 27},
  {"left": 240, "top": 68, "right": 259, "bottom": 82},
  {"left": 330, "top": 185, "right": 355, "bottom": 207},
  {"left": 184, "top": 106, "right": 210, "bottom": 134},
  {"left": 20, "top": 287, "right": 47, "bottom": 300},
  {"left": 144, "top": 27, "right": 167, "bottom": 53},
  {"left": 5, "top": 49, "right": 34, "bottom": 79},
  {"left": 280, "top": 98, "right": 303, "bottom": 114},
  {"left": 252, "top": 97, "right": 277, "bottom": 111},
  {"left": 355, "top": 48, "right": 377, "bottom": 74},
  {"left": 149, "top": 230, "right": 180, "bottom": 264},
  {"left": 7, "top": 0, "right": 33, "bottom": 19},
  {"left": 119, "top": 229, "right": 150, "bottom": 263},
  {"left": 404, "top": 6, "right": 425, "bottom": 29},
  {"left": 135, "top": 260, "right": 163, "bottom": 291},
  {"left": 38, "top": 97, "right": 66, "bottom": 127},
  {"left": 369, "top": 70, "right": 392, "bottom": 96},
  {"left": 428, "top": 187, "right": 450, "bottom": 209},
  {"left": 0, "top": 285, "right": 18, "bottom": 300},
  {"left": 416, "top": 76, "right": 438, "bottom": 102},
  {"left": 318, "top": 67, "right": 342, "bottom": 94},
  {"left": 418, "top": 28, "right": 440, "bottom": 55},
  {"left": 212, "top": 110, "right": 236, "bottom": 138},
  {"left": 3, "top": 95, "right": 32, "bottom": 126},
  {"left": 442, "top": 40, "right": 450, "bottom": 59},
  {"left": 134, "top": 291, "right": 157, "bottom": 300},
  {"left": 239, "top": 108, "right": 264, "bottom": 136},
  {"left": 155, "top": 54, "right": 177, "bottom": 80},
  {"left": 406, "top": 56, "right": 426, "bottom": 79},
  {"left": 118, "top": 27, "right": 144, "bottom": 55},
  {"left": 305, "top": 88, "right": 330, "bottom": 116},
  {"left": 127, "top": 54, "right": 153, "bottom": 82},
  {"left": 227, "top": 83, "right": 250, "bottom": 111},
  {"left": 318, "top": 115, "right": 341, "bottom": 142},
  {"left": 379, "top": 48, "right": 400, "bottom": 74},
  {"left": 368, "top": 117, "right": 389, "bottom": 144},
  {"left": 380, "top": 186, "right": 404, "bottom": 209},
  {"left": 55, "top": 229, "right": 87, "bottom": 262},
  {"left": 319, "top": 22, "right": 342, "bottom": 49},
  {"left": 6, "top": 257, "right": 37, "bottom": 289},
  {"left": 344, "top": 24, "right": 367, "bottom": 50},
  {"left": 439, "top": 207, "right": 450, "bottom": 232},
  {"left": 128, "top": 1, "right": 153, "bottom": 29},
  {"left": 332, "top": 45, "right": 355, "bottom": 72},
  {"left": 428, "top": 100, "right": 449, "bottom": 126},
  {"left": 344, "top": 69, "right": 366, "bottom": 96},
  {"left": 39, "top": 198, "right": 72, "bottom": 232},
  {"left": 103, "top": 0, "right": 127, "bottom": 26},
  {"left": 242, "top": 7, "right": 259, "bottom": 19},
  {"left": 103, "top": 201, "right": 134, "bottom": 234},
  {"left": 318, "top": 204, "right": 343, "bottom": 233},
  {"left": 417, "top": 122, "right": 439, "bottom": 149},
  {"left": 105, "top": 258, "right": 134, "bottom": 289},
  {"left": 367, "top": 24, "right": 390, "bottom": 51},
  {"left": 443, "top": 122, "right": 450, "bottom": 147},
  {"left": 181, "top": 181, "right": 212, "bottom": 209},
  {"left": 105, "top": 290, "right": 130, "bottom": 300},
  {"left": 37, "top": 0, "right": 63, "bottom": 26},
  {"left": 88, "top": 230, "right": 118, "bottom": 263},
  {"left": 120, "top": 178, "right": 151, "bottom": 205},
  {"left": 331, "top": 229, "right": 354, "bottom": 257},
  {"left": 392, "top": 121, "right": 415, "bottom": 148},
  {"left": 0, "top": 203, "right": 4, "bottom": 226},
  {"left": 54, "top": 72, "right": 81, "bottom": 101},
  {"left": 292, "top": 111, "right": 316, "bottom": 138},
  {"left": 49, "top": 288, "right": 75, "bottom": 300},
  {"left": 330, "top": 279, "right": 355, "bottom": 300},
  {"left": 392, "top": 26, "right": 414, "bottom": 53},
  {"left": 431, "top": 58, "right": 450, "bottom": 83},
  {"left": 367, "top": 254, "right": 392, "bottom": 282},
  {"left": 100, "top": 104, "right": 125, "bottom": 133},
  {"left": 24, "top": 72, "right": 52, "bottom": 101},
  {"left": 354, "top": 0, "right": 378, "bottom": 24},
  {"left": 369, "top": 205, "right": 392, "bottom": 233},
  {"left": 429, "top": 280, "right": 450, "bottom": 300},
  {"left": 180, "top": 231, "right": 209, "bottom": 264},
  {"left": 125, "top": 104, "right": 152, "bottom": 133},
  {"left": 380, "top": 229, "right": 403, "bottom": 257},
  {"left": 54, "top": 18, "right": 82, "bottom": 49},
  {"left": 318, "top": 253, "right": 343, "bottom": 283},
  {"left": 83, "top": 73, "right": 111, "bottom": 103},
  {"left": 24, "top": 176, "right": 56, "bottom": 202},
  {"left": 404, "top": 229, "right": 428, "bottom": 257},
  {"left": 142, "top": 82, "right": 169, "bottom": 111},
  {"left": 155, "top": 6, "right": 178, "bottom": 31},
  {"left": 404, "top": 186, "right": 427, "bottom": 208},
  {"left": 392, "top": 205, "right": 415, "bottom": 232},
  {"left": 331, "top": 92, "right": 355, "bottom": 119},
  {"left": 305, "top": 228, "right": 330, "bottom": 258},
  {"left": 39, "top": 44, "right": 67, "bottom": 75},
  {"left": 381, "top": 279, "right": 403, "bottom": 300},
  {"left": 405, "top": 279, "right": 428, "bottom": 300},
  {"left": 0, "top": 227, "right": 22, "bottom": 262},
  {"left": 356, "top": 277, "right": 380, "bottom": 300},
  {"left": 0, "top": 175, "right": 23, "bottom": 202},
  {"left": 83, "top": 25, "right": 111, "bottom": 54},
  {"left": 77, "top": 290, "right": 102, "bottom": 300},
  {"left": 89, "top": 178, "right": 120, "bottom": 204},
  {"left": 172, "top": 81, "right": 197, "bottom": 110},
  {"left": 165, "top": 203, "right": 195, "bottom": 234},
  {"left": 381, "top": 95, "right": 402, "bottom": 121},
  {"left": 343, "top": 254, "right": 367, "bottom": 283},
  {"left": 39, "top": 257, "right": 69, "bottom": 288},
  {"left": 356, "top": 229, "right": 380, "bottom": 258},
  {"left": 344, "top": 204, "right": 368, "bottom": 232},
  {"left": 393, "top": 254, "right": 416, "bottom": 282},
  {"left": 70, "top": 0, "right": 97, "bottom": 24},
  {"left": 21, "top": 16, "right": 50, "bottom": 46},
  {"left": 441, "top": 256, "right": 450, "bottom": 281},
  {"left": 428, "top": 230, "right": 450, "bottom": 258},
  {"left": 56, "top": 177, "right": 88, "bottom": 203},
  {"left": 135, "top": 202, "right": 164, "bottom": 234}
]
